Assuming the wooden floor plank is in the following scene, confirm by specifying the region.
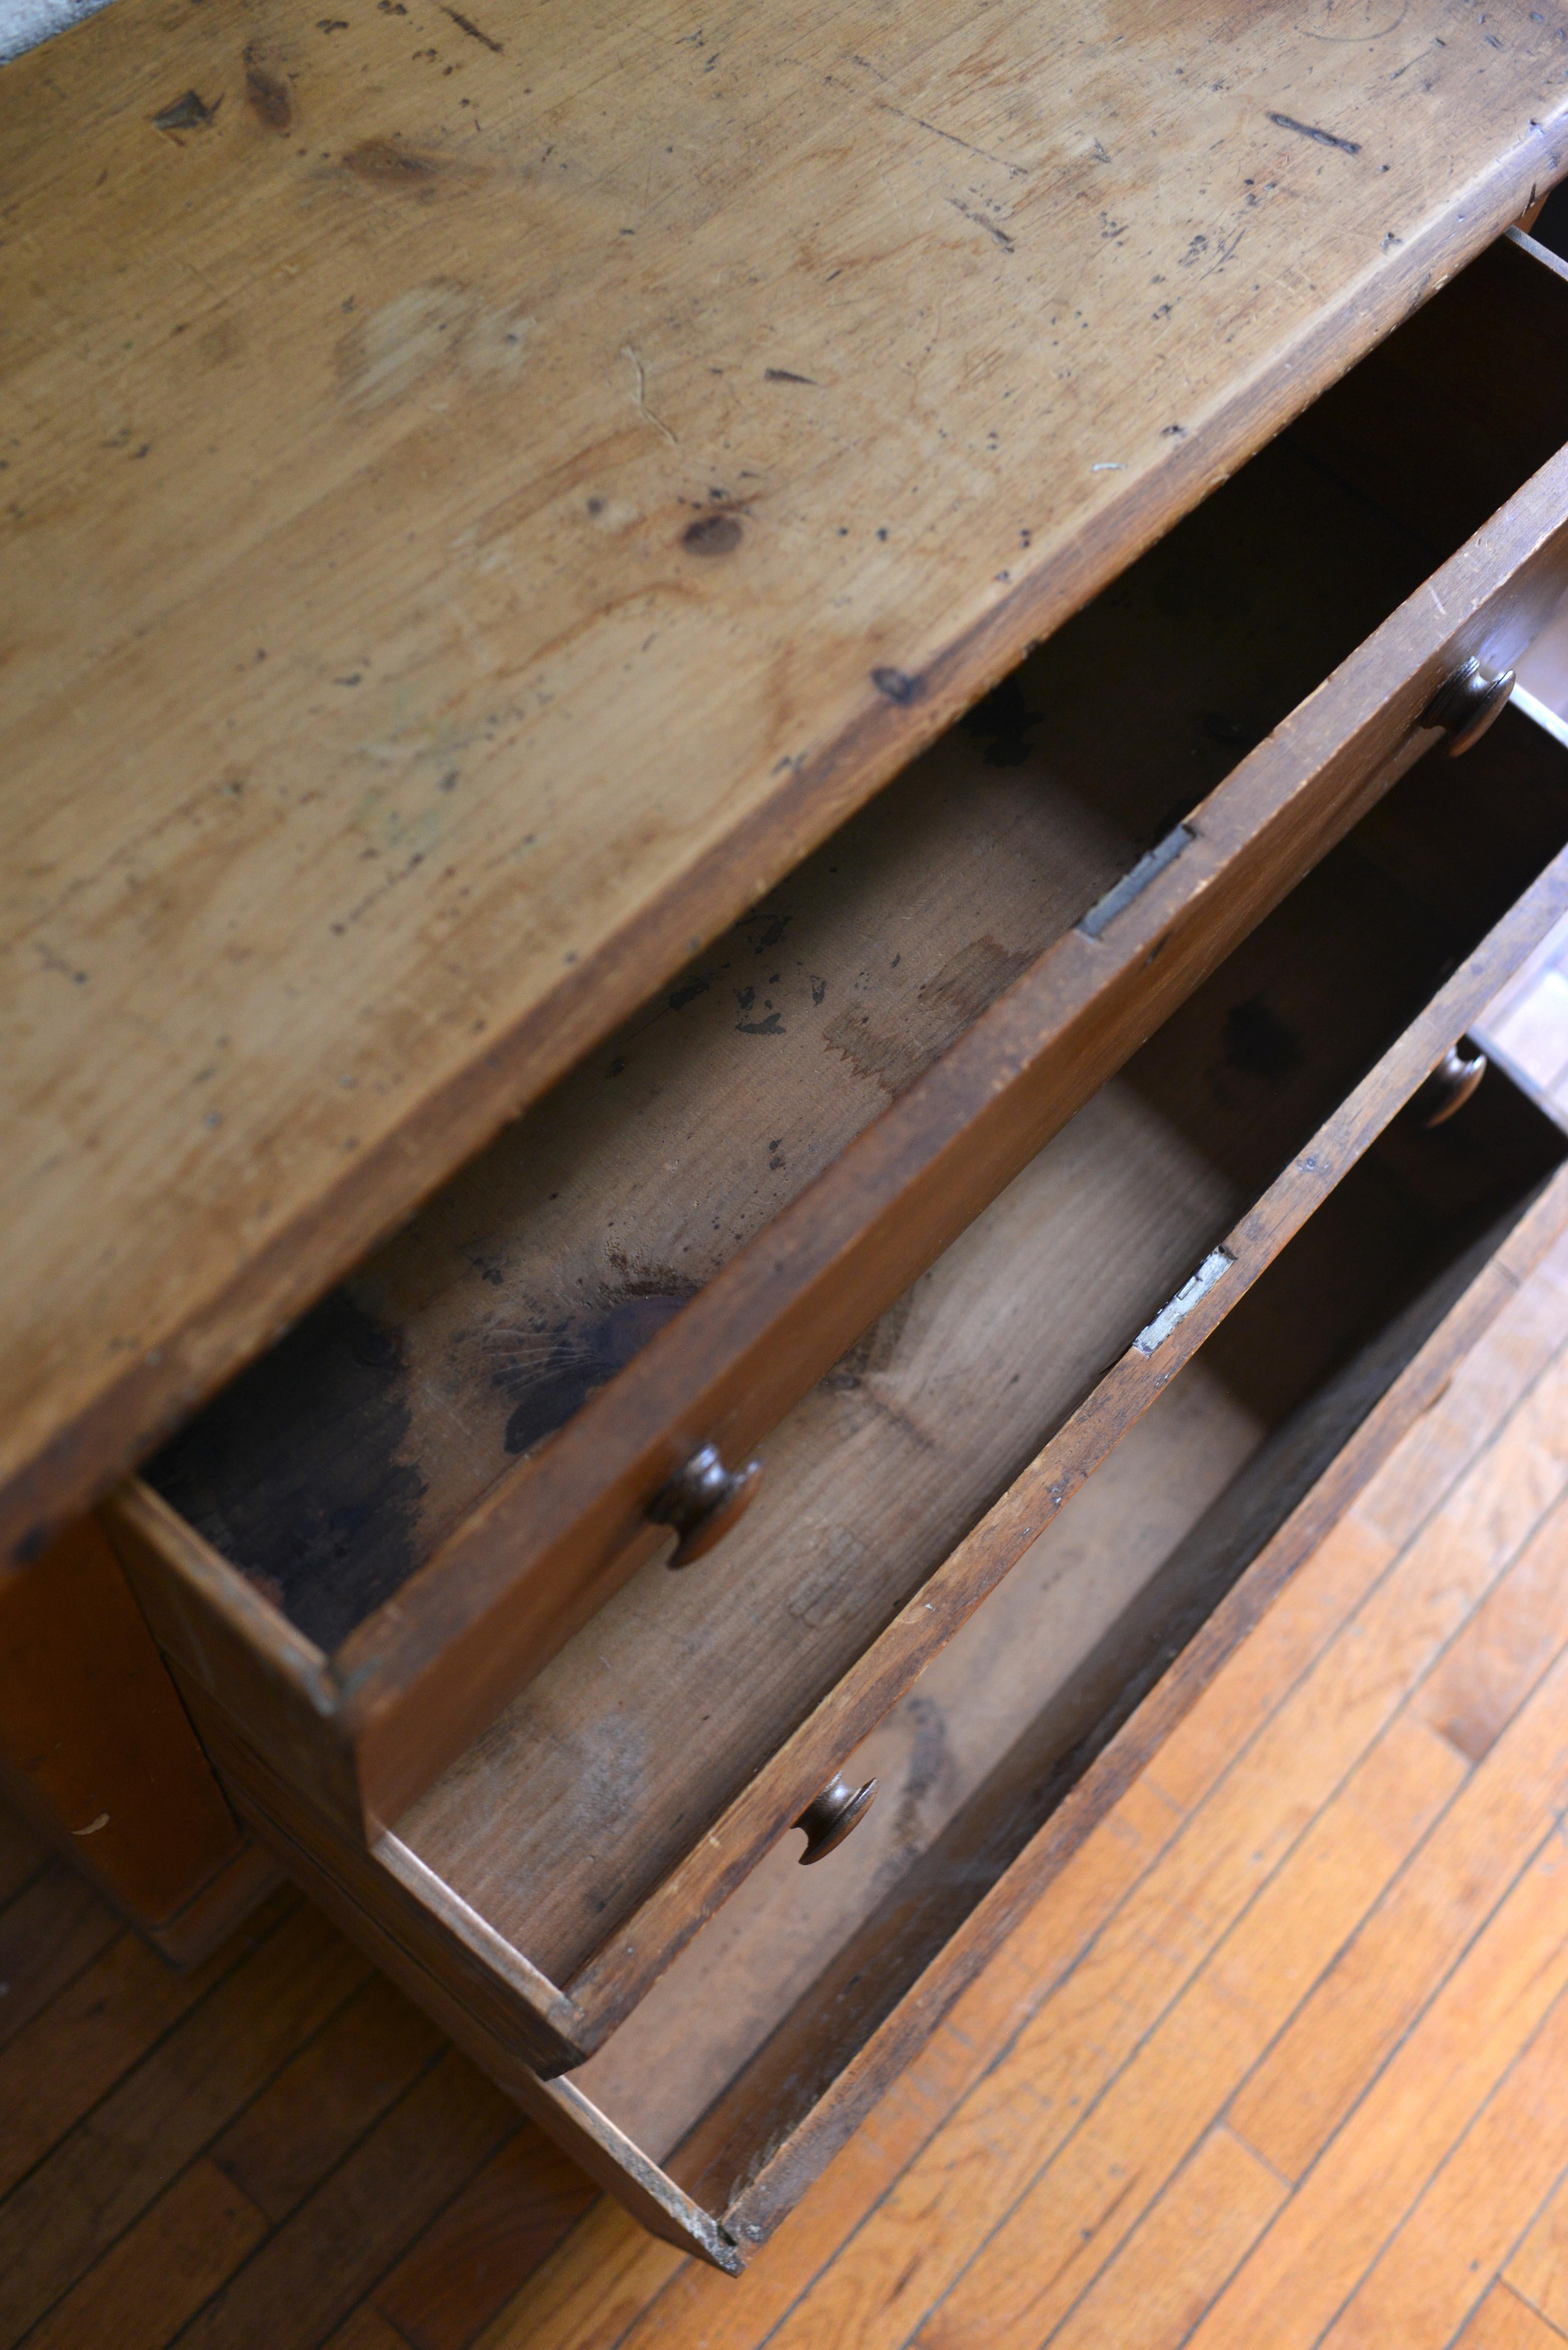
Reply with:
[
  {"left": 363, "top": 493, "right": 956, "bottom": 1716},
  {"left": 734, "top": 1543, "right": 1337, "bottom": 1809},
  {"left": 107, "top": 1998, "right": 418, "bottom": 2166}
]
[
  {"left": 476, "top": 1776, "right": 1190, "bottom": 2350},
  {"left": 19, "top": 2159, "right": 269, "bottom": 2350},
  {"left": 175, "top": 2051, "right": 519, "bottom": 2350},
  {"left": 1412, "top": 1488, "right": 1568, "bottom": 1767},
  {"left": 1351, "top": 1239, "right": 1568, "bottom": 1555},
  {"left": 0, "top": 1899, "right": 365, "bottom": 2345},
  {"left": 322, "top": 2311, "right": 414, "bottom": 2350},
  {"left": 1458, "top": 2283, "right": 1568, "bottom": 2349},
  {"left": 1187, "top": 1831, "right": 1568, "bottom": 2350},
  {"left": 211, "top": 1971, "right": 445, "bottom": 2225},
  {"left": 471, "top": 2203, "right": 683, "bottom": 2350},
  {"left": 1317, "top": 1987, "right": 1568, "bottom": 2346},
  {"left": 0, "top": 1893, "right": 296, "bottom": 2204},
  {"left": 913, "top": 1712, "right": 1466, "bottom": 2350},
  {"left": 1129, "top": 1511, "right": 1396, "bottom": 1818},
  {"left": 1230, "top": 1503, "right": 1568, "bottom": 2183},
  {"left": 1042, "top": 2127, "right": 1287, "bottom": 2350},
  {"left": 1152, "top": 1339, "right": 1568, "bottom": 1818},
  {"left": 0, "top": 1861, "right": 121, "bottom": 2053},
  {"left": 372, "top": 2123, "right": 598, "bottom": 2350},
  {"left": 1507, "top": 2172, "right": 1568, "bottom": 2336}
]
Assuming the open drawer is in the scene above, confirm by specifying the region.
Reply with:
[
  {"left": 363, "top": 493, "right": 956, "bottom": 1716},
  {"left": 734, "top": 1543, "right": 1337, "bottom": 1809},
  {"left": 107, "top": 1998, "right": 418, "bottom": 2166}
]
[
  {"left": 175, "top": 857, "right": 1568, "bottom": 2265},
  {"left": 117, "top": 688, "right": 1568, "bottom": 2079},
  {"left": 108, "top": 228, "right": 1568, "bottom": 1847}
]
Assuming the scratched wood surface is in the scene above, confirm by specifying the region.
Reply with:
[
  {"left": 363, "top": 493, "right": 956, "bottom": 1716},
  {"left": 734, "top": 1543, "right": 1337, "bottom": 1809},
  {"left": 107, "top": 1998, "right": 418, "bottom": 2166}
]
[
  {"left": 5, "top": 0, "right": 1567, "bottom": 1565},
  {"left": 8, "top": 1153, "right": 1568, "bottom": 2347}
]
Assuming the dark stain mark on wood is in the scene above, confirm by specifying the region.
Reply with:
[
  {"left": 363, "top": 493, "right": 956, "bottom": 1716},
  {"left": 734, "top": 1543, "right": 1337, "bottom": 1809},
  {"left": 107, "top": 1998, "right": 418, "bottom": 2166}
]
[
  {"left": 871, "top": 666, "right": 924, "bottom": 705},
  {"left": 668, "top": 974, "right": 711, "bottom": 1010},
  {"left": 824, "top": 935, "right": 1032, "bottom": 1096},
  {"left": 826, "top": 1288, "right": 917, "bottom": 1391},
  {"left": 923, "top": 934, "right": 1033, "bottom": 1028},
  {"left": 198, "top": 315, "right": 245, "bottom": 368},
  {"left": 764, "top": 367, "right": 818, "bottom": 384},
  {"left": 152, "top": 90, "right": 221, "bottom": 133},
  {"left": 733, "top": 984, "right": 785, "bottom": 1034},
  {"left": 1223, "top": 996, "right": 1305, "bottom": 1081},
  {"left": 493, "top": 1285, "right": 696, "bottom": 1457},
  {"left": 889, "top": 1692, "right": 954, "bottom": 1860},
  {"left": 146, "top": 1290, "right": 426, "bottom": 1652},
  {"left": 740, "top": 908, "right": 791, "bottom": 952},
  {"left": 244, "top": 58, "right": 293, "bottom": 131},
  {"left": 1432, "top": 1704, "right": 1498, "bottom": 1766},
  {"left": 682, "top": 513, "right": 743, "bottom": 555},
  {"left": 442, "top": 4, "right": 502, "bottom": 49},
  {"left": 344, "top": 136, "right": 442, "bottom": 185},
  {"left": 1267, "top": 112, "right": 1362, "bottom": 155}
]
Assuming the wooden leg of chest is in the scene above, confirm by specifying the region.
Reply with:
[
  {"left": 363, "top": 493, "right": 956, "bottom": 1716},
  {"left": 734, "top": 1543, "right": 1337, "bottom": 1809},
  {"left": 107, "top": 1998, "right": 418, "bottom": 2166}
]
[{"left": 0, "top": 1513, "right": 279, "bottom": 1964}]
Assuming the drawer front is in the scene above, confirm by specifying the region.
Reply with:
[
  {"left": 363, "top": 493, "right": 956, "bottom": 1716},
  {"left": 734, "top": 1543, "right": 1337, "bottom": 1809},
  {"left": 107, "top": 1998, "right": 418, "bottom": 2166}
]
[{"left": 112, "top": 227, "right": 1568, "bottom": 1858}]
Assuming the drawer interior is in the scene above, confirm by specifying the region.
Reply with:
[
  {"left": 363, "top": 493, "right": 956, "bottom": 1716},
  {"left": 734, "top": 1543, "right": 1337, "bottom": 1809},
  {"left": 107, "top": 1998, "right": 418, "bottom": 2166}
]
[
  {"left": 561, "top": 1063, "right": 1566, "bottom": 2197},
  {"left": 144, "top": 233, "right": 1568, "bottom": 1657},
  {"left": 389, "top": 715, "right": 1568, "bottom": 2006}
]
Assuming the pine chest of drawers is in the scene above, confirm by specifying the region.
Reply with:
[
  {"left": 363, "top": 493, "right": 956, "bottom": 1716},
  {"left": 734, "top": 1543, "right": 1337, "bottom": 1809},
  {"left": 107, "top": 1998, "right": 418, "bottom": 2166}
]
[{"left": 8, "top": 0, "right": 1568, "bottom": 2272}]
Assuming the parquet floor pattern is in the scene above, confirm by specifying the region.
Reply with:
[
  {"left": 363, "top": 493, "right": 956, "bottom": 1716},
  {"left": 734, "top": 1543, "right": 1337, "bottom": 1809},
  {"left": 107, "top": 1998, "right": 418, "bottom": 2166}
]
[{"left": 8, "top": 1227, "right": 1568, "bottom": 2350}]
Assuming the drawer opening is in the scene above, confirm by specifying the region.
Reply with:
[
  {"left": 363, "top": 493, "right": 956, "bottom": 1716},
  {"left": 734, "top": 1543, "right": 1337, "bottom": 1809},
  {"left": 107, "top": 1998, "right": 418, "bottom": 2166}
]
[
  {"left": 389, "top": 720, "right": 1568, "bottom": 2032},
  {"left": 141, "top": 238, "right": 1568, "bottom": 1664},
  {"left": 560, "top": 1068, "right": 1567, "bottom": 2208}
]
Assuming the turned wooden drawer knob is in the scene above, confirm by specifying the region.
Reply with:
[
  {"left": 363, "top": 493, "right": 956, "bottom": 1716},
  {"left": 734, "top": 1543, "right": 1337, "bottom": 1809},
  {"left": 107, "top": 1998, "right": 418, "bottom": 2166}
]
[
  {"left": 1420, "top": 656, "right": 1515, "bottom": 756},
  {"left": 795, "top": 1772, "right": 878, "bottom": 1865},
  {"left": 1412, "top": 1038, "right": 1489, "bottom": 1128},
  {"left": 648, "top": 1442, "right": 762, "bottom": 1567}
]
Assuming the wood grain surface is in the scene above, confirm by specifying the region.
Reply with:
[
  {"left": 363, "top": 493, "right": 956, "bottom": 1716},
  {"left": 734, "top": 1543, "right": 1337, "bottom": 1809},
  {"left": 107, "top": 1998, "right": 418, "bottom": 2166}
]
[{"left": 5, "top": 0, "right": 1567, "bottom": 1565}]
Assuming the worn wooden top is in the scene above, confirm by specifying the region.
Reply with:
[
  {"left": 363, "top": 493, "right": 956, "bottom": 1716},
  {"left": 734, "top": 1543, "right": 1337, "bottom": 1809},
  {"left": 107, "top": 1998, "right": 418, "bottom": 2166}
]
[{"left": 3, "top": 0, "right": 1566, "bottom": 1559}]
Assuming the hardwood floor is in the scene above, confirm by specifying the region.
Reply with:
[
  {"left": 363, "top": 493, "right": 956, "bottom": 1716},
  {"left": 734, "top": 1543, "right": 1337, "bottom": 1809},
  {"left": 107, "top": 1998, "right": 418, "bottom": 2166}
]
[{"left": 7, "top": 1222, "right": 1568, "bottom": 2350}]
